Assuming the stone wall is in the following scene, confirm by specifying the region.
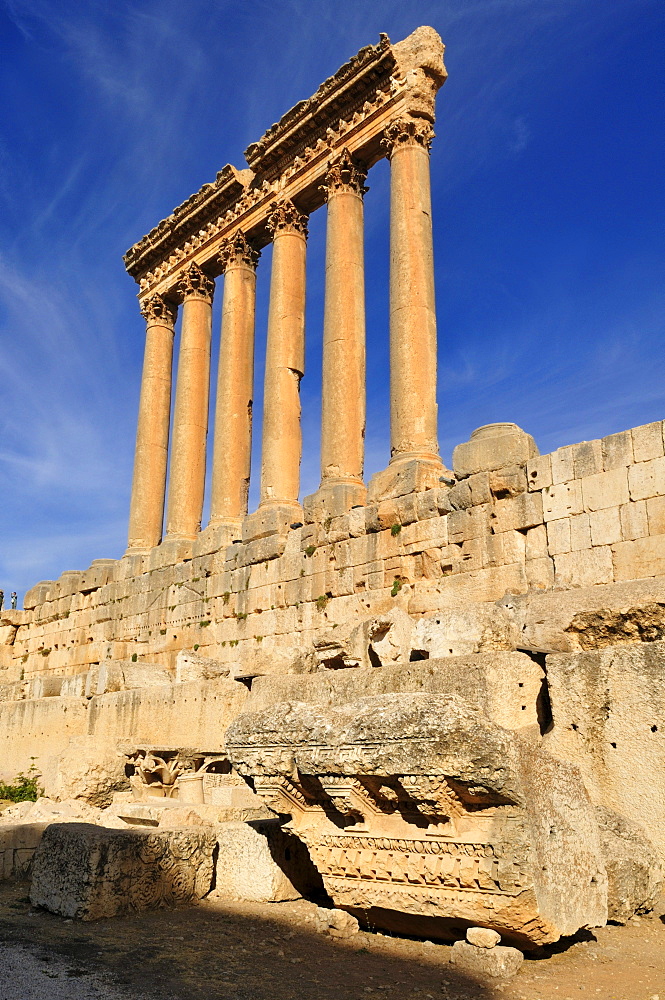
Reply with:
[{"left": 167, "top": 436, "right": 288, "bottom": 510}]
[{"left": 2, "top": 419, "right": 663, "bottom": 690}]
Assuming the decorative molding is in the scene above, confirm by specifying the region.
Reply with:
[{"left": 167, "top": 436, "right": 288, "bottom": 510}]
[
  {"left": 323, "top": 148, "right": 368, "bottom": 199},
  {"left": 267, "top": 199, "right": 309, "bottom": 239},
  {"left": 218, "top": 231, "right": 261, "bottom": 273},
  {"left": 381, "top": 116, "right": 435, "bottom": 157},
  {"left": 139, "top": 294, "right": 177, "bottom": 328},
  {"left": 177, "top": 263, "right": 215, "bottom": 303}
]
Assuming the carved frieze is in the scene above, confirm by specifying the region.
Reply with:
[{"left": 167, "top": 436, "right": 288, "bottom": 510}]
[
  {"left": 139, "top": 294, "right": 177, "bottom": 328},
  {"left": 267, "top": 200, "right": 309, "bottom": 239},
  {"left": 177, "top": 263, "right": 216, "bottom": 303},
  {"left": 218, "top": 231, "right": 261, "bottom": 273},
  {"left": 226, "top": 692, "right": 608, "bottom": 946}
]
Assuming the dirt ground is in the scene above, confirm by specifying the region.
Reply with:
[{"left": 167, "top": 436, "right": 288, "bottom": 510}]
[{"left": 0, "top": 881, "right": 663, "bottom": 1000}]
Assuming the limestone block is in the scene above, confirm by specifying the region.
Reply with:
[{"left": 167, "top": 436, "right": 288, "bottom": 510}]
[
  {"left": 41, "top": 738, "right": 129, "bottom": 807},
  {"left": 29, "top": 675, "right": 63, "bottom": 698},
  {"left": 525, "top": 524, "right": 548, "bottom": 560},
  {"left": 551, "top": 446, "right": 575, "bottom": 484},
  {"left": 620, "top": 500, "right": 648, "bottom": 540},
  {"left": 30, "top": 822, "right": 216, "bottom": 919},
  {"left": 367, "top": 457, "right": 445, "bottom": 502},
  {"left": 602, "top": 430, "right": 633, "bottom": 471},
  {"left": 446, "top": 479, "right": 472, "bottom": 511},
  {"left": 542, "top": 480, "right": 583, "bottom": 521},
  {"left": 175, "top": 649, "right": 230, "bottom": 682},
  {"left": 526, "top": 557, "right": 554, "bottom": 591},
  {"left": 247, "top": 651, "right": 544, "bottom": 733},
  {"left": 23, "top": 582, "right": 55, "bottom": 610},
  {"left": 489, "top": 465, "right": 528, "bottom": 499},
  {"left": 581, "top": 468, "right": 629, "bottom": 512},
  {"left": 527, "top": 454, "right": 552, "bottom": 492},
  {"left": 0, "top": 823, "right": 48, "bottom": 881},
  {"left": 467, "top": 472, "right": 491, "bottom": 505},
  {"left": 450, "top": 940, "right": 523, "bottom": 978},
  {"left": 573, "top": 440, "right": 603, "bottom": 479},
  {"left": 211, "top": 821, "right": 301, "bottom": 902},
  {"left": 227, "top": 692, "right": 607, "bottom": 945},
  {"left": 416, "top": 489, "right": 441, "bottom": 520},
  {"left": 632, "top": 421, "right": 664, "bottom": 463},
  {"left": 554, "top": 548, "right": 614, "bottom": 588},
  {"left": 467, "top": 926, "right": 501, "bottom": 948},
  {"left": 595, "top": 806, "right": 663, "bottom": 923},
  {"left": 628, "top": 456, "right": 665, "bottom": 501},
  {"left": 411, "top": 604, "right": 519, "bottom": 658},
  {"left": 547, "top": 518, "right": 571, "bottom": 555},
  {"left": 647, "top": 494, "right": 665, "bottom": 535},
  {"left": 85, "top": 661, "right": 171, "bottom": 697},
  {"left": 543, "top": 641, "right": 665, "bottom": 857},
  {"left": 589, "top": 508, "right": 622, "bottom": 546},
  {"left": 570, "top": 513, "right": 592, "bottom": 551},
  {"left": 393, "top": 493, "right": 419, "bottom": 527},
  {"left": 79, "top": 560, "right": 117, "bottom": 594},
  {"left": 612, "top": 535, "right": 665, "bottom": 581},
  {"left": 453, "top": 424, "right": 538, "bottom": 479}
]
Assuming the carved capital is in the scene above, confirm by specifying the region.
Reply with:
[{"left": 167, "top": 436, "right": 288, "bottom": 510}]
[
  {"left": 381, "top": 116, "right": 434, "bottom": 158},
  {"left": 177, "top": 262, "right": 215, "bottom": 303},
  {"left": 218, "top": 231, "right": 261, "bottom": 273},
  {"left": 323, "top": 148, "right": 368, "bottom": 200},
  {"left": 139, "top": 293, "right": 177, "bottom": 329},
  {"left": 267, "top": 199, "right": 309, "bottom": 240}
]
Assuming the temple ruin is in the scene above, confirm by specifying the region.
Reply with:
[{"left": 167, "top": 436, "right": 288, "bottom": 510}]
[{"left": 1, "top": 25, "right": 664, "bottom": 974}]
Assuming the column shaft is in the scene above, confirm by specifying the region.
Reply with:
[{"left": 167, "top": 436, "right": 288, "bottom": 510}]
[
  {"left": 127, "top": 295, "right": 176, "bottom": 550},
  {"left": 259, "top": 202, "right": 308, "bottom": 509},
  {"left": 387, "top": 118, "right": 440, "bottom": 463},
  {"left": 321, "top": 151, "right": 367, "bottom": 488},
  {"left": 209, "top": 235, "right": 259, "bottom": 525},
  {"left": 166, "top": 265, "right": 214, "bottom": 538}
]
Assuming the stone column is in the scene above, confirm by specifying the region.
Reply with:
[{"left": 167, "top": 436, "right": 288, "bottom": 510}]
[
  {"left": 127, "top": 294, "right": 177, "bottom": 551},
  {"left": 317, "top": 148, "right": 368, "bottom": 515},
  {"left": 369, "top": 116, "right": 444, "bottom": 499},
  {"left": 207, "top": 232, "right": 260, "bottom": 541},
  {"left": 258, "top": 200, "right": 308, "bottom": 518},
  {"left": 165, "top": 263, "right": 215, "bottom": 540}
]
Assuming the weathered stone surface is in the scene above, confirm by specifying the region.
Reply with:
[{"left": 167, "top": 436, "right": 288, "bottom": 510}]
[
  {"left": 246, "top": 651, "right": 545, "bottom": 732},
  {"left": 453, "top": 424, "right": 538, "bottom": 479},
  {"left": 411, "top": 603, "right": 518, "bottom": 657},
  {"left": 175, "top": 648, "right": 230, "bottom": 682},
  {"left": 42, "top": 737, "right": 128, "bottom": 807},
  {"left": 227, "top": 692, "right": 607, "bottom": 945},
  {"left": 595, "top": 806, "right": 663, "bottom": 923},
  {"left": 466, "top": 926, "right": 501, "bottom": 948},
  {"left": 211, "top": 820, "right": 304, "bottom": 902},
  {"left": 450, "top": 940, "right": 523, "bottom": 979},
  {"left": 313, "top": 906, "right": 360, "bottom": 938},
  {"left": 30, "top": 823, "right": 216, "bottom": 919},
  {"left": 543, "top": 641, "right": 665, "bottom": 857},
  {"left": 0, "top": 823, "right": 48, "bottom": 881}
]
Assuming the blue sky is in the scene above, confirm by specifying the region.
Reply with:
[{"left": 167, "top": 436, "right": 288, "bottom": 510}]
[{"left": 0, "top": 0, "right": 663, "bottom": 600}]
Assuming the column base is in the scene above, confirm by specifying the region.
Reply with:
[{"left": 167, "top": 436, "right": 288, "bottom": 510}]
[
  {"left": 243, "top": 501, "right": 303, "bottom": 543},
  {"left": 368, "top": 454, "right": 449, "bottom": 502},
  {"left": 149, "top": 536, "right": 194, "bottom": 570},
  {"left": 194, "top": 520, "right": 242, "bottom": 557},
  {"left": 303, "top": 479, "right": 367, "bottom": 524}
]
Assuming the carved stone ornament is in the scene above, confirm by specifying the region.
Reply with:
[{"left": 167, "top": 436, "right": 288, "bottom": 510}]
[
  {"left": 382, "top": 116, "right": 435, "bottom": 157},
  {"left": 139, "top": 294, "right": 177, "bottom": 328},
  {"left": 218, "top": 231, "right": 261, "bottom": 273},
  {"left": 267, "top": 199, "right": 309, "bottom": 239},
  {"left": 323, "top": 148, "right": 369, "bottom": 199},
  {"left": 177, "top": 262, "right": 216, "bottom": 303}
]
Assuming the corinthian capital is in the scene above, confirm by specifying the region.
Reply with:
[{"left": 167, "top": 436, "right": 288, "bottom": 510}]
[
  {"left": 139, "top": 293, "right": 177, "bottom": 328},
  {"left": 323, "top": 148, "right": 368, "bottom": 199},
  {"left": 177, "top": 263, "right": 215, "bottom": 303},
  {"left": 218, "top": 231, "right": 261, "bottom": 273},
  {"left": 381, "top": 116, "right": 435, "bottom": 158},
  {"left": 267, "top": 199, "right": 309, "bottom": 240}
]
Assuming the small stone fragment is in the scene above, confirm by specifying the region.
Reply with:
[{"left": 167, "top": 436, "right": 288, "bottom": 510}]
[
  {"left": 450, "top": 940, "right": 523, "bottom": 979},
  {"left": 313, "top": 906, "right": 359, "bottom": 938},
  {"left": 466, "top": 926, "right": 501, "bottom": 949}
]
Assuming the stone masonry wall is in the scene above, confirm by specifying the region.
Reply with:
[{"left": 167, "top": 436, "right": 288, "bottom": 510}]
[{"left": 2, "top": 419, "right": 664, "bottom": 686}]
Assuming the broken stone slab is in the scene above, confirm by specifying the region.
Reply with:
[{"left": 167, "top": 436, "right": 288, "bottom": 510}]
[
  {"left": 313, "top": 608, "right": 414, "bottom": 671},
  {"left": 246, "top": 651, "right": 546, "bottom": 732},
  {"left": 411, "top": 603, "right": 519, "bottom": 658},
  {"left": 226, "top": 692, "right": 607, "bottom": 946},
  {"left": 543, "top": 640, "right": 665, "bottom": 859},
  {"left": 85, "top": 661, "right": 172, "bottom": 697},
  {"left": 211, "top": 820, "right": 316, "bottom": 903},
  {"left": 595, "top": 806, "right": 663, "bottom": 923},
  {"left": 41, "top": 737, "right": 129, "bottom": 807},
  {"left": 451, "top": 940, "right": 523, "bottom": 979},
  {"left": 175, "top": 649, "right": 230, "bottom": 683},
  {"left": 30, "top": 822, "right": 216, "bottom": 919},
  {"left": 313, "top": 906, "right": 360, "bottom": 938}
]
